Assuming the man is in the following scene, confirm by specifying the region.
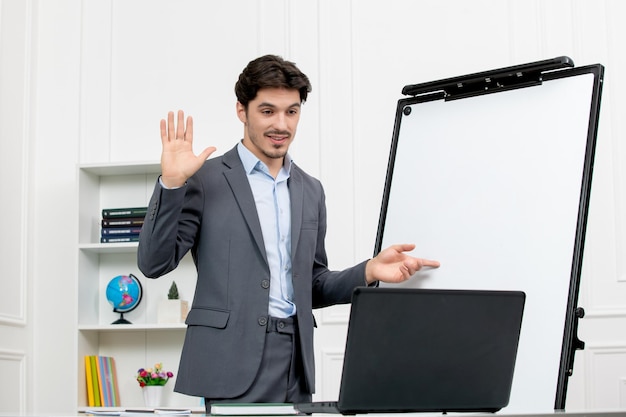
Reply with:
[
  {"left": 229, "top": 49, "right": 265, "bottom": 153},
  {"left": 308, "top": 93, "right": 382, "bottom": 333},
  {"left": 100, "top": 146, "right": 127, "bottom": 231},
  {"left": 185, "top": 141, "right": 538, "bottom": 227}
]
[{"left": 137, "top": 54, "right": 439, "bottom": 409}]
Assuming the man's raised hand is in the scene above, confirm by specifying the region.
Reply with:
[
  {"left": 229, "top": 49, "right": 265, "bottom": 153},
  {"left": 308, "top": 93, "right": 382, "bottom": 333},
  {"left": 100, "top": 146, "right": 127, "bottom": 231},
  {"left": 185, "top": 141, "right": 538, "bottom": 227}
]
[{"left": 160, "top": 110, "right": 216, "bottom": 188}]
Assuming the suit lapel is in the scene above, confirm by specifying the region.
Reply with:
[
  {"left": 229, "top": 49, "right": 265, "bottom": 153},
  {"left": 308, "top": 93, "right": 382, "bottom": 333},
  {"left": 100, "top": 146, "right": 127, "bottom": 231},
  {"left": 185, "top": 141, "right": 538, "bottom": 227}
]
[
  {"left": 222, "top": 147, "right": 268, "bottom": 266},
  {"left": 289, "top": 167, "right": 304, "bottom": 258}
]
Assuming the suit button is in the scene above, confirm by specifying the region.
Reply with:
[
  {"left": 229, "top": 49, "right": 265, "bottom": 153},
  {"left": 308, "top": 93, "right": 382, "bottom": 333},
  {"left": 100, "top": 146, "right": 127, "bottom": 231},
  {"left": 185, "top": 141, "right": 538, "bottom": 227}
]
[
  {"left": 258, "top": 317, "right": 268, "bottom": 326},
  {"left": 261, "top": 279, "right": 270, "bottom": 289},
  {"left": 278, "top": 321, "right": 285, "bottom": 329}
]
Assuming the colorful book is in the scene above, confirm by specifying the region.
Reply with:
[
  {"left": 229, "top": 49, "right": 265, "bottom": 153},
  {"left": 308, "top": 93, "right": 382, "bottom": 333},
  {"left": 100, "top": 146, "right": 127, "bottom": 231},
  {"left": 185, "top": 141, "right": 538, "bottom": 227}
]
[
  {"left": 84, "top": 356, "right": 95, "bottom": 406},
  {"left": 89, "top": 356, "right": 101, "bottom": 407},
  {"left": 101, "top": 356, "right": 113, "bottom": 406},
  {"left": 95, "top": 355, "right": 106, "bottom": 406},
  {"left": 107, "top": 356, "right": 121, "bottom": 406},
  {"left": 102, "top": 356, "right": 111, "bottom": 407},
  {"left": 102, "top": 207, "right": 148, "bottom": 219},
  {"left": 86, "top": 355, "right": 121, "bottom": 407}
]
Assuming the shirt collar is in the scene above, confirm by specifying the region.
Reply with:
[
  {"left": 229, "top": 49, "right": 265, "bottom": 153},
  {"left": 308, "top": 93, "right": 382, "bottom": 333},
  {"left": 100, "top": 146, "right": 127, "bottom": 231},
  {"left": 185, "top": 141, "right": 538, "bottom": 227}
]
[{"left": 237, "top": 141, "right": 293, "bottom": 176}]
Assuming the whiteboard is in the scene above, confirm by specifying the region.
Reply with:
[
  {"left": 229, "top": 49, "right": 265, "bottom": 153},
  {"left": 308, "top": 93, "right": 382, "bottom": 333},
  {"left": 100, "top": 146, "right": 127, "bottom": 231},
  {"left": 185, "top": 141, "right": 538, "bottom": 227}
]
[{"left": 375, "top": 63, "right": 603, "bottom": 413}]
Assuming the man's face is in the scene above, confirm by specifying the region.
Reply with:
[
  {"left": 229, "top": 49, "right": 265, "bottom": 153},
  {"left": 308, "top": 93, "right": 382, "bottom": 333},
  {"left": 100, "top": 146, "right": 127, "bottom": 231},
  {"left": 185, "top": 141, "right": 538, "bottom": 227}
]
[{"left": 237, "top": 87, "right": 301, "bottom": 167}]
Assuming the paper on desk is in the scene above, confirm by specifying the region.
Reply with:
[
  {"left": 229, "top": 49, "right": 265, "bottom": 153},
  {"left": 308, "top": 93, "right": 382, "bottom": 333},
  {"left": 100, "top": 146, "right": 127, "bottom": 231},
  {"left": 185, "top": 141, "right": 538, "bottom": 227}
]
[{"left": 83, "top": 408, "right": 192, "bottom": 416}]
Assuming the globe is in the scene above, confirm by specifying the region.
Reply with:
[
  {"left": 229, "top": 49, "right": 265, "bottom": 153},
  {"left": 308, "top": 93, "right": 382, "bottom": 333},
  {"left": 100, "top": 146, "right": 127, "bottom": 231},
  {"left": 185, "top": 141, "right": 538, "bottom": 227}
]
[{"left": 106, "top": 274, "right": 143, "bottom": 324}]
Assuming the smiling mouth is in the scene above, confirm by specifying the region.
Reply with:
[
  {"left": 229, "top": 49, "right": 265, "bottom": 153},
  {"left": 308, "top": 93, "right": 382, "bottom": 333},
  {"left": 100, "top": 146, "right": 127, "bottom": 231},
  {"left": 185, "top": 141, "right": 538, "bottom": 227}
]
[{"left": 266, "top": 131, "right": 290, "bottom": 144}]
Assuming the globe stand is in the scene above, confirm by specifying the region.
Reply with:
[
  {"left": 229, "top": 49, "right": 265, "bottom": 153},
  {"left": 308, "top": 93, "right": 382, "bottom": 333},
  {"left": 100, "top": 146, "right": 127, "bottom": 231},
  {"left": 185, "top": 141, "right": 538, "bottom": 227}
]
[{"left": 111, "top": 311, "right": 132, "bottom": 325}]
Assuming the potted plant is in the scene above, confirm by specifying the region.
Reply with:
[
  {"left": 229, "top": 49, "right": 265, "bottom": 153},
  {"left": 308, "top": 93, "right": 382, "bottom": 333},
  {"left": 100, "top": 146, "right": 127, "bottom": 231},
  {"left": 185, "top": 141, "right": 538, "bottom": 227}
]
[
  {"left": 157, "top": 281, "right": 189, "bottom": 324},
  {"left": 136, "top": 363, "right": 174, "bottom": 407}
]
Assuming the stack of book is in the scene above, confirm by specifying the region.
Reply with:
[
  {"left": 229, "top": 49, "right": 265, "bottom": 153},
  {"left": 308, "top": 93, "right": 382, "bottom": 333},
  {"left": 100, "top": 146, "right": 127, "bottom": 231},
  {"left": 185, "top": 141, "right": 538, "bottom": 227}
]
[
  {"left": 101, "top": 207, "right": 147, "bottom": 243},
  {"left": 84, "top": 355, "right": 121, "bottom": 407}
]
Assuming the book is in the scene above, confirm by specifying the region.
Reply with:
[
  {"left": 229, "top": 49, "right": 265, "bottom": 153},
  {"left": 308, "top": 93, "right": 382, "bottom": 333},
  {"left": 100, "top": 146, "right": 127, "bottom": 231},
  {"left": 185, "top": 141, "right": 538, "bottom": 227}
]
[
  {"left": 95, "top": 355, "right": 108, "bottom": 406},
  {"left": 102, "top": 217, "right": 145, "bottom": 227},
  {"left": 102, "top": 207, "right": 148, "bottom": 219},
  {"left": 101, "top": 227, "right": 143, "bottom": 236},
  {"left": 85, "top": 355, "right": 121, "bottom": 407},
  {"left": 102, "top": 355, "right": 118, "bottom": 407},
  {"left": 89, "top": 356, "right": 101, "bottom": 407},
  {"left": 108, "top": 356, "right": 121, "bottom": 407},
  {"left": 84, "top": 356, "right": 95, "bottom": 406},
  {"left": 101, "top": 236, "right": 141, "bottom": 243},
  {"left": 209, "top": 403, "right": 299, "bottom": 415}
]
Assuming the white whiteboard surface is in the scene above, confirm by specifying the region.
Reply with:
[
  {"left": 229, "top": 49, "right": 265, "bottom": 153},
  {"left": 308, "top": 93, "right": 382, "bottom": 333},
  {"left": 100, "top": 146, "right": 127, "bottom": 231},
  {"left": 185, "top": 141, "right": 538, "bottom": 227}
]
[{"left": 378, "top": 72, "right": 597, "bottom": 413}]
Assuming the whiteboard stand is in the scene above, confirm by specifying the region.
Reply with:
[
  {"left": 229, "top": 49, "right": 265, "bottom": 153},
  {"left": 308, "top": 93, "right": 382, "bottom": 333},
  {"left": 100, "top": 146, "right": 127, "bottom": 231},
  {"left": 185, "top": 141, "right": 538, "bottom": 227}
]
[{"left": 374, "top": 57, "right": 604, "bottom": 413}]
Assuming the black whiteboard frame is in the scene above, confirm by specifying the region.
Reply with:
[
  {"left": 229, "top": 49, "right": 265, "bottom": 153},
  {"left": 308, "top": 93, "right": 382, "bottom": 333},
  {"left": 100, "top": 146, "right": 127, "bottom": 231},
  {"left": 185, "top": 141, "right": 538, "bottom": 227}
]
[{"left": 373, "top": 57, "right": 604, "bottom": 411}]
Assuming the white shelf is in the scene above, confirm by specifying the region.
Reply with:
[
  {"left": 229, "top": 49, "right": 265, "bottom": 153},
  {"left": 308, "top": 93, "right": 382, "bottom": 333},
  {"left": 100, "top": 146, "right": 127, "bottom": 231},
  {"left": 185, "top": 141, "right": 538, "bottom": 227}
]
[
  {"left": 76, "top": 161, "right": 195, "bottom": 410},
  {"left": 80, "top": 242, "right": 140, "bottom": 253},
  {"left": 80, "top": 161, "right": 161, "bottom": 176},
  {"left": 79, "top": 323, "right": 187, "bottom": 331}
]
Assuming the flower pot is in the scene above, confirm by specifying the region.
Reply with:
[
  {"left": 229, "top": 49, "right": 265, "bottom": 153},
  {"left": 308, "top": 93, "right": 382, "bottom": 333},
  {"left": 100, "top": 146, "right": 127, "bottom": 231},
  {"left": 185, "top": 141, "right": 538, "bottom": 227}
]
[
  {"left": 157, "top": 299, "right": 189, "bottom": 324},
  {"left": 142, "top": 385, "right": 164, "bottom": 407}
]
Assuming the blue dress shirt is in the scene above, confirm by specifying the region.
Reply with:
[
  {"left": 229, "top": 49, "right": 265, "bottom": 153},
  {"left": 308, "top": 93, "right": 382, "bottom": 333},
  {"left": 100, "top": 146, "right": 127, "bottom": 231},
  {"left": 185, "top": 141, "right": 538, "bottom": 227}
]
[{"left": 237, "top": 142, "right": 296, "bottom": 318}]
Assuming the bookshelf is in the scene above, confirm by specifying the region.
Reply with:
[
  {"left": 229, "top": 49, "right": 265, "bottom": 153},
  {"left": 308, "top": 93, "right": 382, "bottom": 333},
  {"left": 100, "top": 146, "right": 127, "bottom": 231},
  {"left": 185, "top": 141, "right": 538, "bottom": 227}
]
[{"left": 76, "top": 162, "right": 201, "bottom": 411}]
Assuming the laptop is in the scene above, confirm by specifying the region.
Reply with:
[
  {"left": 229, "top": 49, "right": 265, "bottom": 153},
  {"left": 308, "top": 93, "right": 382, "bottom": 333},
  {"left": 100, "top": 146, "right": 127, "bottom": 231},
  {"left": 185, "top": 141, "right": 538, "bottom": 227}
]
[{"left": 295, "top": 287, "right": 525, "bottom": 415}]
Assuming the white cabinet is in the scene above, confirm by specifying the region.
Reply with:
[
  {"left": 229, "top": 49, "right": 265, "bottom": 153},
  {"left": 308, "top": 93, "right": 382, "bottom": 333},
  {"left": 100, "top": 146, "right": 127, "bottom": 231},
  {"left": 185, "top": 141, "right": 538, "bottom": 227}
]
[{"left": 76, "top": 162, "right": 201, "bottom": 411}]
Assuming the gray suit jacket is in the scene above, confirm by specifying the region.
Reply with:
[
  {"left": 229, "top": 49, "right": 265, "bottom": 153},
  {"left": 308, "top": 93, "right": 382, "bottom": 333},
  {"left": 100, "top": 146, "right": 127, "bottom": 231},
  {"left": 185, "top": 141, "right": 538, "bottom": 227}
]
[{"left": 138, "top": 145, "right": 368, "bottom": 399}]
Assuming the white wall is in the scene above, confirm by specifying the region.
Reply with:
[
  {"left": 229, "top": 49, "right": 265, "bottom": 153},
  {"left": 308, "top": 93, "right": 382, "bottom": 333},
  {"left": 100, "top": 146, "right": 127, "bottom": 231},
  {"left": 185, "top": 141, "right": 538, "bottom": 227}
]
[
  {"left": 0, "top": 0, "right": 625, "bottom": 413},
  {"left": 0, "top": 0, "right": 33, "bottom": 412}
]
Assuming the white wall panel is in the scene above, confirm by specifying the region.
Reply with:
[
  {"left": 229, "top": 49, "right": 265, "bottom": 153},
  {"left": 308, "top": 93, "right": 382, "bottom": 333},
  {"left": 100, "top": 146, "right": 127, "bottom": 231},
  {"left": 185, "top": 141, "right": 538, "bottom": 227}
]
[
  {"left": 0, "top": 0, "right": 30, "bottom": 326},
  {"left": 605, "top": 0, "right": 626, "bottom": 285},
  {"left": 0, "top": 0, "right": 31, "bottom": 413},
  {"left": 315, "top": 0, "right": 355, "bottom": 269},
  {"left": 0, "top": 351, "right": 26, "bottom": 413},
  {"left": 79, "top": 0, "right": 113, "bottom": 162},
  {"left": 81, "top": 0, "right": 270, "bottom": 164},
  {"left": 107, "top": 1, "right": 261, "bottom": 163},
  {"left": 30, "top": 0, "right": 82, "bottom": 413},
  {"left": 287, "top": 0, "right": 321, "bottom": 181},
  {"left": 536, "top": 0, "right": 576, "bottom": 59},
  {"left": 574, "top": 0, "right": 626, "bottom": 318},
  {"left": 584, "top": 346, "right": 626, "bottom": 409}
]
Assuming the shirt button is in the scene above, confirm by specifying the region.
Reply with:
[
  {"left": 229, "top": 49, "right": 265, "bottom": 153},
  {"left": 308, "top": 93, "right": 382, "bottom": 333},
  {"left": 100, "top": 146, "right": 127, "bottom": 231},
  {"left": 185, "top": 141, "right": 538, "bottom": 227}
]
[
  {"left": 261, "top": 279, "right": 270, "bottom": 289},
  {"left": 258, "top": 317, "right": 268, "bottom": 326}
]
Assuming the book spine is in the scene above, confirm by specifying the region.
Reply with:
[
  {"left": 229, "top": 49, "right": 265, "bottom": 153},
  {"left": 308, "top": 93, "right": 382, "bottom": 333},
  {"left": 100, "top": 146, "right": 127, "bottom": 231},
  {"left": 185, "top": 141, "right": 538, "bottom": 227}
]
[
  {"left": 100, "top": 236, "right": 140, "bottom": 243},
  {"left": 101, "top": 356, "right": 114, "bottom": 407},
  {"left": 84, "top": 356, "right": 95, "bottom": 407},
  {"left": 101, "top": 217, "right": 145, "bottom": 227},
  {"left": 95, "top": 355, "right": 107, "bottom": 406},
  {"left": 107, "top": 356, "right": 121, "bottom": 407},
  {"left": 102, "top": 207, "right": 148, "bottom": 219},
  {"left": 101, "top": 227, "right": 143, "bottom": 236},
  {"left": 89, "top": 356, "right": 101, "bottom": 407}
]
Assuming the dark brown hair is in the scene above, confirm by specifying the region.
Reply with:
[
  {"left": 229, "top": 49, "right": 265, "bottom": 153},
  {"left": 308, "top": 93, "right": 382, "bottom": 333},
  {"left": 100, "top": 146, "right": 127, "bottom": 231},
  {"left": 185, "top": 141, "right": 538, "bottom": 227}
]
[{"left": 235, "top": 55, "right": 312, "bottom": 109}]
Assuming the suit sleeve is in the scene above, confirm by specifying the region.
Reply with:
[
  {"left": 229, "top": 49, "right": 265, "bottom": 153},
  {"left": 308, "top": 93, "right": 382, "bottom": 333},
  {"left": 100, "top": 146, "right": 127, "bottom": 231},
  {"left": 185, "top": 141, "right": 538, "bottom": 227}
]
[
  {"left": 137, "top": 176, "right": 203, "bottom": 278},
  {"left": 310, "top": 184, "right": 369, "bottom": 308}
]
